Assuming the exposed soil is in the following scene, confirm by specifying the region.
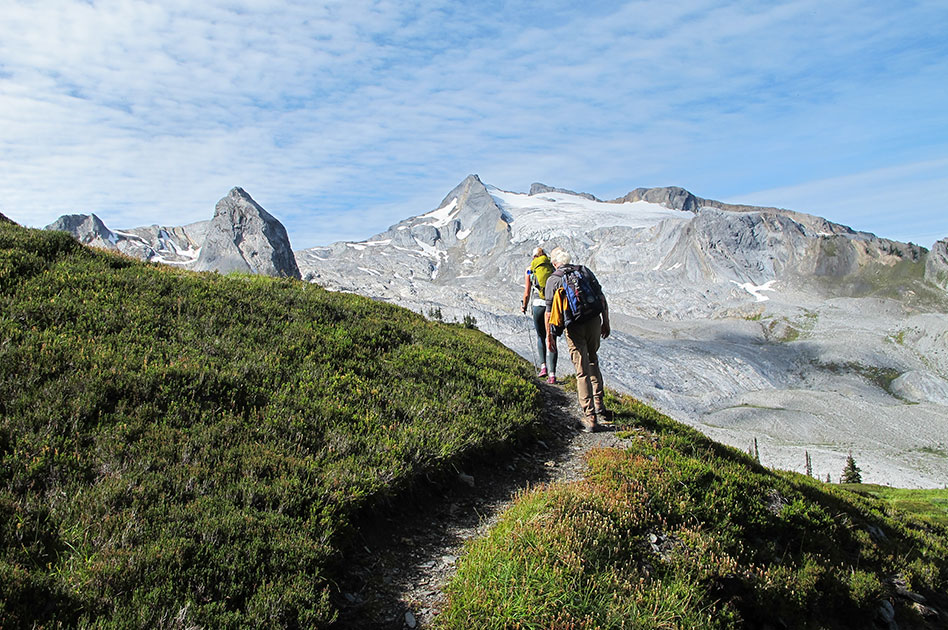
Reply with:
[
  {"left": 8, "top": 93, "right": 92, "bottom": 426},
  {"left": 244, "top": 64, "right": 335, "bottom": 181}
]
[{"left": 329, "top": 380, "right": 638, "bottom": 629}]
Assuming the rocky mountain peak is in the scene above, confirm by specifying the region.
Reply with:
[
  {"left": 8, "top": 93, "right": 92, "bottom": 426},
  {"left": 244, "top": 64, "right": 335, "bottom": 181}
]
[
  {"left": 612, "top": 186, "right": 702, "bottom": 213},
  {"left": 192, "top": 187, "right": 301, "bottom": 279},
  {"left": 43, "top": 188, "right": 297, "bottom": 279},
  {"left": 529, "top": 183, "right": 600, "bottom": 201},
  {"left": 45, "top": 213, "right": 117, "bottom": 247}
]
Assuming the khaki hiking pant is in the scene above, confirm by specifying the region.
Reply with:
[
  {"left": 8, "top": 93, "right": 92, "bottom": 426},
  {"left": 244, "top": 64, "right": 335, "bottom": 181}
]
[{"left": 565, "top": 316, "right": 605, "bottom": 419}]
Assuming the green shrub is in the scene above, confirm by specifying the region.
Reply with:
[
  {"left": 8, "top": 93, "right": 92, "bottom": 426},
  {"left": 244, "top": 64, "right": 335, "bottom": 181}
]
[
  {"left": 441, "top": 393, "right": 948, "bottom": 629},
  {"left": 0, "top": 221, "right": 541, "bottom": 628}
]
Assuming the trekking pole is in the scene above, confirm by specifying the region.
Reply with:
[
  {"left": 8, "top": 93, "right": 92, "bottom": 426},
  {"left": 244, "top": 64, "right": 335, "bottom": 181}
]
[{"left": 526, "top": 310, "right": 540, "bottom": 372}]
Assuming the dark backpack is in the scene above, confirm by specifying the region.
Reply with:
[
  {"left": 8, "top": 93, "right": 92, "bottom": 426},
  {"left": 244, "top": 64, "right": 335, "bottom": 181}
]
[{"left": 555, "top": 264, "right": 603, "bottom": 325}]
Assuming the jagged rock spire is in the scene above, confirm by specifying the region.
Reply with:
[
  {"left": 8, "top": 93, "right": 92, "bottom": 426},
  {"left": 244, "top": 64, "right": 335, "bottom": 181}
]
[{"left": 192, "top": 187, "right": 301, "bottom": 279}]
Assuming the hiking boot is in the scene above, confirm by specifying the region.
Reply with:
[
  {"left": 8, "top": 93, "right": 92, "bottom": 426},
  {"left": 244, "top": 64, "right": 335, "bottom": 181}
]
[
  {"left": 596, "top": 408, "right": 614, "bottom": 423},
  {"left": 537, "top": 365, "right": 548, "bottom": 378},
  {"left": 547, "top": 374, "right": 556, "bottom": 385},
  {"left": 579, "top": 416, "right": 599, "bottom": 433}
]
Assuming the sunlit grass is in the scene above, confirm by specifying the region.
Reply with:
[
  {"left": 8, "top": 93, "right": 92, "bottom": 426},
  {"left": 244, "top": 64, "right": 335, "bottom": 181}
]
[
  {"left": 440, "top": 394, "right": 948, "bottom": 629},
  {"left": 845, "top": 484, "right": 948, "bottom": 526},
  {"left": 0, "top": 221, "right": 541, "bottom": 628}
]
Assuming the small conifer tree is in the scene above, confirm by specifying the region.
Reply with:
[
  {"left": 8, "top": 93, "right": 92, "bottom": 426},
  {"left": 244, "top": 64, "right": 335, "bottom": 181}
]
[
  {"left": 805, "top": 450, "right": 812, "bottom": 477},
  {"left": 840, "top": 452, "right": 862, "bottom": 484}
]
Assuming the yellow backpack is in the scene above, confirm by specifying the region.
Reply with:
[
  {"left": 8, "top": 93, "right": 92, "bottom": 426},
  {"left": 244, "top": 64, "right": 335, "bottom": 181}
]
[
  {"left": 547, "top": 287, "right": 569, "bottom": 337},
  {"left": 529, "top": 255, "right": 555, "bottom": 299}
]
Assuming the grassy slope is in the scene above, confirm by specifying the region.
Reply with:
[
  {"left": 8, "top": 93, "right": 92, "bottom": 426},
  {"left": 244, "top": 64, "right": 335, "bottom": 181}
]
[
  {"left": 846, "top": 485, "right": 948, "bottom": 527},
  {"left": 0, "top": 222, "right": 541, "bottom": 628},
  {"left": 440, "top": 395, "right": 948, "bottom": 629},
  {"left": 4, "top": 221, "right": 947, "bottom": 629}
]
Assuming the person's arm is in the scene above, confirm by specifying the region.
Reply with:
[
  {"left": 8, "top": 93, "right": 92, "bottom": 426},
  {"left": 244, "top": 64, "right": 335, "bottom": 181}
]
[
  {"left": 546, "top": 310, "right": 555, "bottom": 351},
  {"left": 521, "top": 272, "right": 531, "bottom": 313}
]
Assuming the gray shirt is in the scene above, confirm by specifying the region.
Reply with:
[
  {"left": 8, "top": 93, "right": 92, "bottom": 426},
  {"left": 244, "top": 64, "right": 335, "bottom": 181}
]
[
  {"left": 545, "top": 265, "right": 607, "bottom": 315},
  {"left": 544, "top": 271, "right": 565, "bottom": 313}
]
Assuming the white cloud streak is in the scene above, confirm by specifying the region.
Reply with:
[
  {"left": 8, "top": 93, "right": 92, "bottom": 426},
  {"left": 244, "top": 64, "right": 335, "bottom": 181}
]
[{"left": 1, "top": 0, "right": 946, "bottom": 248}]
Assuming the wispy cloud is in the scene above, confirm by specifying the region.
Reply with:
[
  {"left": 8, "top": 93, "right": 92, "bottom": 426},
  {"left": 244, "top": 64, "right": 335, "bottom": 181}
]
[{"left": 1, "top": 0, "right": 946, "bottom": 247}]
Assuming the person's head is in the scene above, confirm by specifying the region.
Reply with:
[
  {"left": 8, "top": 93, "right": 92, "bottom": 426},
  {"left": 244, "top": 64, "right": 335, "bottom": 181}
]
[
  {"left": 532, "top": 247, "right": 545, "bottom": 258},
  {"left": 550, "top": 247, "right": 571, "bottom": 268}
]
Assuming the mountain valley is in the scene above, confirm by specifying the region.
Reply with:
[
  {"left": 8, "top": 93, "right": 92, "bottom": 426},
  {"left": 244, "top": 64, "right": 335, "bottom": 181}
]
[{"left": 44, "top": 176, "right": 948, "bottom": 487}]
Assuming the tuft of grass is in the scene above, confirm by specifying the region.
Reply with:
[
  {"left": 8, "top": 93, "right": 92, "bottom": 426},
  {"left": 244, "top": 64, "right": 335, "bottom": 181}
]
[
  {"left": 818, "top": 361, "right": 902, "bottom": 395},
  {"left": 440, "top": 393, "right": 948, "bottom": 629},
  {"left": 0, "top": 221, "right": 542, "bottom": 628},
  {"left": 845, "top": 484, "right": 948, "bottom": 527}
]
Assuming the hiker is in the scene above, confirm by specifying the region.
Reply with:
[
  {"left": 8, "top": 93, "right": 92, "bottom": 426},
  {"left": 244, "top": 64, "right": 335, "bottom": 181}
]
[
  {"left": 521, "top": 247, "right": 558, "bottom": 384},
  {"left": 544, "top": 247, "right": 612, "bottom": 432}
]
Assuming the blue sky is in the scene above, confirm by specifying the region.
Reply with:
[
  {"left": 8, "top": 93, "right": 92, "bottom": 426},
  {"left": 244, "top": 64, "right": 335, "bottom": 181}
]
[{"left": 1, "top": 0, "right": 946, "bottom": 249}]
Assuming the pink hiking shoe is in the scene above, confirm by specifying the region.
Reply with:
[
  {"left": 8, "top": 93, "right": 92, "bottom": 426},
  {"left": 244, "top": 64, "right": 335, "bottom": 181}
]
[{"left": 537, "top": 365, "right": 548, "bottom": 378}]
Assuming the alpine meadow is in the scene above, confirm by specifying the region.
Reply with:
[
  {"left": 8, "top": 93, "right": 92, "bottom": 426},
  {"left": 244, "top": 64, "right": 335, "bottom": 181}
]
[
  {"left": 0, "top": 218, "right": 538, "bottom": 627},
  {"left": 3, "top": 213, "right": 948, "bottom": 628}
]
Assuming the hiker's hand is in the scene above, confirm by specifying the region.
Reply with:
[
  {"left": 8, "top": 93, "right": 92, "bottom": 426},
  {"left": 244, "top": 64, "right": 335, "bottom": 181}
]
[
  {"left": 521, "top": 304, "right": 527, "bottom": 314},
  {"left": 547, "top": 336, "right": 556, "bottom": 352},
  {"left": 601, "top": 320, "right": 611, "bottom": 339}
]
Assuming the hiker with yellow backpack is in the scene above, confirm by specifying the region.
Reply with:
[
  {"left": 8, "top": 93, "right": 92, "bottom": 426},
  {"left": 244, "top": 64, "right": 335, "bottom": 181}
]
[
  {"left": 521, "top": 247, "right": 558, "bottom": 384},
  {"left": 544, "top": 247, "right": 612, "bottom": 433}
]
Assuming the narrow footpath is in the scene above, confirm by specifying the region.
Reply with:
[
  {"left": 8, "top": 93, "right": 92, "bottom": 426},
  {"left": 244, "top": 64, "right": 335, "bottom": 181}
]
[{"left": 331, "top": 381, "right": 639, "bottom": 629}]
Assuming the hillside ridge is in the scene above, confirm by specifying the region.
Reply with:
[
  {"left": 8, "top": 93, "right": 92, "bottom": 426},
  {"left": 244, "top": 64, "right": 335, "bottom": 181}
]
[{"left": 1, "top": 219, "right": 946, "bottom": 628}]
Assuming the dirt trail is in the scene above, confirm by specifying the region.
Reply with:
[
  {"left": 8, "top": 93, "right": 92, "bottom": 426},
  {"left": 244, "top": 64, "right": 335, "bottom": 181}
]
[{"left": 331, "top": 381, "right": 638, "bottom": 629}]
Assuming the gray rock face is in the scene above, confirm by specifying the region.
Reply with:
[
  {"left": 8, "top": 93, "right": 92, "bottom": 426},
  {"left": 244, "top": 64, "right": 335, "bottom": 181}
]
[
  {"left": 890, "top": 370, "right": 948, "bottom": 405},
  {"left": 46, "top": 214, "right": 117, "bottom": 248},
  {"left": 296, "top": 178, "right": 948, "bottom": 488},
  {"left": 441, "top": 174, "right": 512, "bottom": 258},
  {"left": 45, "top": 188, "right": 299, "bottom": 279},
  {"left": 614, "top": 186, "right": 703, "bottom": 212},
  {"left": 46, "top": 213, "right": 207, "bottom": 265},
  {"left": 925, "top": 238, "right": 948, "bottom": 289},
  {"left": 529, "top": 182, "right": 600, "bottom": 201},
  {"left": 192, "top": 187, "right": 301, "bottom": 279}
]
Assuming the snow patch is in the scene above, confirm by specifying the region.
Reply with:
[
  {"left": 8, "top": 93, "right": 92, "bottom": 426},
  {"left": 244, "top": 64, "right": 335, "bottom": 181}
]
[
  {"left": 732, "top": 279, "right": 777, "bottom": 302},
  {"left": 347, "top": 238, "right": 392, "bottom": 251},
  {"left": 418, "top": 198, "right": 459, "bottom": 228},
  {"left": 414, "top": 237, "right": 443, "bottom": 259}
]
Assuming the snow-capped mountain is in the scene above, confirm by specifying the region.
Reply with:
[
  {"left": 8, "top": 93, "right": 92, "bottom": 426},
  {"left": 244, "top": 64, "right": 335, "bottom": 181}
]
[
  {"left": 297, "top": 174, "right": 948, "bottom": 488},
  {"left": 38, "top": 174, "right": 948, "bottom": 487}
]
